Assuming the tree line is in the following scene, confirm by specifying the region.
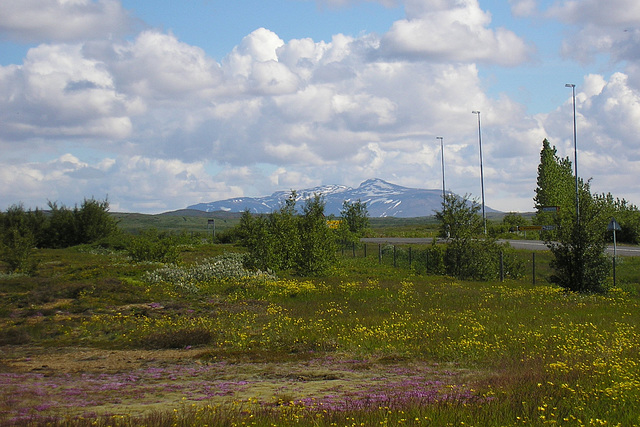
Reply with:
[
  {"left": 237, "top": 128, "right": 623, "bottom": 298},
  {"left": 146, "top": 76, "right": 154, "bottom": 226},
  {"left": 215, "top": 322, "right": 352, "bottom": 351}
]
[{"left": 0, "top": 198, "right": 118, "bottom": 273}]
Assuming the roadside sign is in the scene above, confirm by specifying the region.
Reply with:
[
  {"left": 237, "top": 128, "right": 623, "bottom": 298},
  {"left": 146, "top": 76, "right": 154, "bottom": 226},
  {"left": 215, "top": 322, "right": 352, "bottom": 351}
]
[
  {"left": 517, "top": 225, "right": 555, "bottom": 231},
  {"left": 518, "top": 226, "right": 542, "bottom": 231},
  {"left": 607, "top": 218, "right": 621, "bottom": 231},
  {"left": 542, "top": 206, "right": 560, "bottom": 212}
]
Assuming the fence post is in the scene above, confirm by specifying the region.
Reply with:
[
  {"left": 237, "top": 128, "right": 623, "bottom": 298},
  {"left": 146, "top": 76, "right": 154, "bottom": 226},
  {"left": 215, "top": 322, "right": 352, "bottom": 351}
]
[
  {"left": 393, "top": 245, "right": 397, "bottom": 268},
  {"left": 364, "top": 243, "right": 367, "bottom": 258},
  {"left": 378, "top": 244, "right": 382, "bottom": 264},
  {"left": 532, "top": 252, "right": 536, "bottom": 285},
  {"left": 409, "top": 246, "right": 412, "bottom": 268},
  {"left": 353, "top": 242, "right": 356, "bottom": 257},
  {"left": 500, "top": 251, "right": 504, "bottom": 282},
  {"left": 426, "top": 250, "right": 429, "bottom": 273}
]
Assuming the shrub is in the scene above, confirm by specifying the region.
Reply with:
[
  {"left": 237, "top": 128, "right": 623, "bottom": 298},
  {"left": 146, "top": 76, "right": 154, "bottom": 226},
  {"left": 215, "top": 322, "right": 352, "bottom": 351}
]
[
  {"left": 549, "top": 222, "right": 610, "bottom": 293},
  {"left": 238, "top": 192, "right": 338, "bottom": 276},
  {"left": 127, "top": 229, "right": 180, "bottom": 264},
  {"left": 0, "top": 227, "right": 38, "bottom": 274},
  {"left": 295, "top": 194, "right": 337, "bottom": 276},
  {"left": 74, "top": 198, "right": 119, "bottom": 244},
  {"left": 547, "top": 185, "right": 611, "bottom": 293},
  {"left": 144, "top": 252, "right": 276, "bottom": 295}
]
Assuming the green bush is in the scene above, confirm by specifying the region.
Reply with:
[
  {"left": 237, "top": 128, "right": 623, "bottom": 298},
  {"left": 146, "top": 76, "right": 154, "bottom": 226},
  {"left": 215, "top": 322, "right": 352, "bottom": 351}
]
[
  {"left": 127, "top": 229, "right": 180, "bottom": 264},
  {"left": 238, "top": 192, "right": 340, "bottom": 276},
  {"left": 547, "top": 186, "right": 611, "bottom": 294},
  {"left": 0, "top": 205, "right": 43, "bottom": 273},
  {"left": 296, "top": 195, "right": 337, "bottom": 276},
  {"left": 434, "top": 194, "right": 523, "bottom": 281},
  {"left": 419, "top": 240, "right": 445, "bottom": 275},
  {"left": 0, "top": 227, "right": 38, "bottom": 274}
]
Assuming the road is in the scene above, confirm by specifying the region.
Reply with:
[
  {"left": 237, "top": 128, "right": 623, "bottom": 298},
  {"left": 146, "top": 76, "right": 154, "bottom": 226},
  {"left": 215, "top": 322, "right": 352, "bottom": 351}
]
[{"left": 361, "top": 238, "right": 640, "bottom": 257}]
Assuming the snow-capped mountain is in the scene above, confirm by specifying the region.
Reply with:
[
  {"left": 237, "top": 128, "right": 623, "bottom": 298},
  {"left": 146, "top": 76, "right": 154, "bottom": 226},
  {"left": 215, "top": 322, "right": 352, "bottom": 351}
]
[{"left": 187, "top": 178, "right": 496, "bottom": 218}]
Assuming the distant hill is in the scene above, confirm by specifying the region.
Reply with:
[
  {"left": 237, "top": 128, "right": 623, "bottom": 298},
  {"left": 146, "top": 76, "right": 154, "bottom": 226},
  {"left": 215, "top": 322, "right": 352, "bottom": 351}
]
[{"left": 187, "top": 178, "right": 498, "bottom": 218}]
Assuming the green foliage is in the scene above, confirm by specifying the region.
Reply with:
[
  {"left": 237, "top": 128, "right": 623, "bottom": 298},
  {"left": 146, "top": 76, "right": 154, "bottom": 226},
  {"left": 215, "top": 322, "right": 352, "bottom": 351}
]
[
  {"left": 296, "top": 194, "right": 337, "bottom": 276},
  {"left": 487, "top": 212, "right": 530, "bottom": 238},
  {"left": 0, "top": 205, "right": 40, "bottom": 274},
  {"left": 533, "top": 139, "right": 576, "bottom": 229},
  {"left": 435, "top": 193, "right": 483, "bottom": 240},
  {"left": 423, "top": 239, "right": 445, "bottom": 275},
  {"left": 338, "top": 199, "right": 369, "bottom": 244},
  {"left": 548, "top": 189, "right": 611, "bottom": 293},
  {"left": 534, "top": 139, "right": 612, "bottom": 293},
  {"left": 127, "top": 229, "right": 181, "bottom": 264},
  {"left": 0, "top": 227, "right": 38, "bottom": 274},
  {"left": 502, "top": 212, "right": 528, "bottom": 230},
  {"left": 74, "top": 198, "right": 119, "bottom": 244},
  {"left": 434, "top": 194, "right": 523, "bottom": 280},
  {"left": 593, "top": 192, "right": 640, "bottom": 244},
  {"left": 238, "top": 192, "right": 337, "bottom": 276},
  {"left": 0, "top": 198, "right": 118, "bottom": 252}
]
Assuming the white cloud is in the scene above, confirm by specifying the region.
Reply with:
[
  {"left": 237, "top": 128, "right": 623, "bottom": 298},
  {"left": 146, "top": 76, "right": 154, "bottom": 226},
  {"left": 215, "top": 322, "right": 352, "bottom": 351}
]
[
  {"left": 3, "top": 1, "right": 640, "bottom": 213},
  {"left": 509, "top": 0, "right": 537, "bottom": 17},
  {"left": 544, "top": 0, "right": 640, "bottom": 63},
  {"left": 537, "top": 72, "right": 640, "bottom": 205},
  {"left": 0, "top": 43, "right": 135, "bottom": 141},
  {"left": 379, "top": 0, "right": 532, "bottom": 65},
  {"left": 106, "top": 31, "right": 223, "bottom": 101},
  {"left": 0, "top": 154, "right": 245, "bottom": 213},
  {"left": 0, "top": 0, "right": 133, "bottom": 42},
  {"left": 547, "top": 0, "right": 640, "bottom": 26}
]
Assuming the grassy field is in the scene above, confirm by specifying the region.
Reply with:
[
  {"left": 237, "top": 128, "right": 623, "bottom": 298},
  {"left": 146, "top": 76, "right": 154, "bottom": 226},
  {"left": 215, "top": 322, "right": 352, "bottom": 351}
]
[
  {"left": 2, "top": 234, "right": 640, "bottom": 425},
  {"left": 112, "top": 210, "right": 242, "bottom": 236}
]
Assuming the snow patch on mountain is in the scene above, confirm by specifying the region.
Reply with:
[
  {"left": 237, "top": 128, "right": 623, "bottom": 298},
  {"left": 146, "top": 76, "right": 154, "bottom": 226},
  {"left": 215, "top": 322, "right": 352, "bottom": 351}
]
[{"left": 187, "top": 178, "right": 497, "bottom": 218}]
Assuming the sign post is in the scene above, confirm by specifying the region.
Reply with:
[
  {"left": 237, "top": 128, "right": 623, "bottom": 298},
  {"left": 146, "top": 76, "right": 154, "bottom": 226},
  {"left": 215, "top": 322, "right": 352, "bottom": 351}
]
[
  {"left": 608, "top": 218, "right": 621, "bottom": 287},
  {"left": 207, "top": 219, "right": 215, "bottom": 241}
]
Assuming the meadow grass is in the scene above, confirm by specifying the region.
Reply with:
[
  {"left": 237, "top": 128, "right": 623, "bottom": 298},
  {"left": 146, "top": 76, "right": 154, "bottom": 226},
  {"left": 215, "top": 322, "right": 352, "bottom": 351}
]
[{"left": 1, "top": 244, "right": 640, "bottom": 425}]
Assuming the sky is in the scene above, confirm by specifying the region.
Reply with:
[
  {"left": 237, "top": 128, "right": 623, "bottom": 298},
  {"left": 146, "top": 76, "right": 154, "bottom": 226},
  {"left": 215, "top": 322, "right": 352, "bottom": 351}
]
[{"left": 1, "top": 0, "right": 640, "bottom": 214}]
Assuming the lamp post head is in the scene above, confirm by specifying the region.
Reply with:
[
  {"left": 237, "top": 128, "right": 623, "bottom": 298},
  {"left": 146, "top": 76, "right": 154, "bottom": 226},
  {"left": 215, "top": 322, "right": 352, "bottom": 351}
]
[
  {"left": 565, "top": 83, "right": 575, "bottom": 88},
  {"left": 436, "top": 136, "right": 443, "bottom": 141},
  {"left": 472, "top": 110, "right": 480, "bottom": 115}
]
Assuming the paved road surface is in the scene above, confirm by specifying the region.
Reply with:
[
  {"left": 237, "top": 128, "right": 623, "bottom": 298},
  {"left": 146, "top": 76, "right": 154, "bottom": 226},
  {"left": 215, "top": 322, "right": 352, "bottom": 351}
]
[{"left": 361, "top": 238, "right": 640, "bottom": 257}]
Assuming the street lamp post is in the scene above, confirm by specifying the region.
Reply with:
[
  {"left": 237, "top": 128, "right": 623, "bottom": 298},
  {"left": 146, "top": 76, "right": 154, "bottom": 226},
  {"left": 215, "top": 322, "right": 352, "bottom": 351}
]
[
  {"left": 565, "top": 83, "right": 579, "bottom": 225},
  {"left": 472, "top": 111, "right": 486, "bottom": 234},
  {"left": 436, "top": 136, "right": 445, "bottom": 201}
]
